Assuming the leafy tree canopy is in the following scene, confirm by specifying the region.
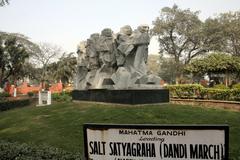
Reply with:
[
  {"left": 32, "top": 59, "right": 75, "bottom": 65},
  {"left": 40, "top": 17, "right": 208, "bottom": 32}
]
[
  {"left": 218, "top": 11, "right": 240, "bottom": 55},
  {"left": 49, "top": 53, "right": 77, "bottom": 83},
  {"left": 152, "top": 4, "right": 205, "bottom": 65},
  {"left": 185, "top": 52, "right": 240, "bottom": 75},
  {"left": 0, "top": 0, "right": 9, "bottom": 6},
  {"left": 0, "top": 31, "right": 40, "bottom": 54},
  {"left": 203, "top": 11, "right": 240, "bottom": 56},
  {"left": 0, "top": 37, "right": 30, "bottom": 86}
]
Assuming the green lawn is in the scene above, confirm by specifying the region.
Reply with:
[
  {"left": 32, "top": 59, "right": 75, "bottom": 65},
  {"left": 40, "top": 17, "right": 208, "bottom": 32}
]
[{"left": 0, "top": 102, "right": 239, "bottom": 159}]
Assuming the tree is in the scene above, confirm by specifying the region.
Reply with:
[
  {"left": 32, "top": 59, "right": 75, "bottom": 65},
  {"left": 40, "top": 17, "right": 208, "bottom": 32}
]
[
  {"left": 218, "top": 11, "right": 240, "bottom": 55},
  {"left": 202, "top": 11, "right": 240, "bottom": 56},
  {"left": 0, "top": 37, "right": 30, "bottom": 87},
  {"left": 152, "top": 5, "right": 207, "bottom": 83},
  {"left": 0, "top": 32, "right": 40, "bottom": 54},
  {"left": 49, "top": 53, "right": 77, "bottom": 84},
  {"left": 186, "top": 53, "right": 240, "bottom": 74},
  {"left": 18, "top": 62, "right": 42, "bottom": 83},
  {"left": 0, "top": 0, "right": 9, "bottom": 6},
  {"left": 147, "top": 54, "right": 160, "bottom": 75},
  {"left": 0, "top": 31, "right": 40, "bottom": 86},
  {"left": 158, "top": 57, "right": 184, "bottom": 84},
  {"left": 185, "top": 52, "right": 240, "bottom": 85},
  {"left": 0, "top": 37, "right": 6, "bottom": 86},
  {"left": 30, "top": 43, "right": 62, "bottom": 83},
  {"left": 202, "top": 18, "right": 226, "bottom": 52}
]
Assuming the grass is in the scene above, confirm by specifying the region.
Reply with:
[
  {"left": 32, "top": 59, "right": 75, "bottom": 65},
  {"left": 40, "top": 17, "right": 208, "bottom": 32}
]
[{"left": 0, "top": 102, "right": 239, "bottom": 159}]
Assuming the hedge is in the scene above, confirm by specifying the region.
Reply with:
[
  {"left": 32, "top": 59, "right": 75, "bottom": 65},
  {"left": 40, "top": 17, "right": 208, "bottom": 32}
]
[
  {"left": 166, "top": 84, "right": 204, "bottom": 99},
  {"left": 165, "top": 84, "right": 240, "bottom": 101},
  {"left": 0, "top": 92, "right": 10, "bottom": 101},
  {"left": 0, "top": 99, "right": 30, "bottom": 111},
  {"left": 232, "top": 83, "right": 240, "bottom": 89},
  {"left": 52, "top": 91, "right": 72, "bottom": 102},
  {"left": 0, "top": 141, "right": 81, "bottom": 160}
]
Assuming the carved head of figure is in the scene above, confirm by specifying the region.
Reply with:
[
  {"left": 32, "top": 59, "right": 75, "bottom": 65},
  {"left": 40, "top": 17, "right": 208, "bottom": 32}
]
[
  {"left": 77, "top": 41, "right": 86, "bottom": 55},
  {"left": 137, "top": 24, "right": 149, "bottom": 33},
  {"left": 101, "top": 28, "right": 113, "bottom": 37},
  {"left": 120, "top": 25, "right": 132, "bottom": 36},
  {"left": 90, "top": 33, "right": 100, "bottom": 41},
  {"left": 88, "top": 33, "right": 99, "bottom": 46}
]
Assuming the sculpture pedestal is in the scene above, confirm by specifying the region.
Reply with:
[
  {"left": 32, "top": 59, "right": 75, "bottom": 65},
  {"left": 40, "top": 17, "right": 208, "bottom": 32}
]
[{"left": 72, "top": 89, "right": 169, "bottom": 105}]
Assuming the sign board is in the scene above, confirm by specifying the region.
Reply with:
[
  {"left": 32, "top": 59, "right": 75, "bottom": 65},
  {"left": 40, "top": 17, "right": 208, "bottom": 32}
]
[
  {"left": 84, "top": 124, "right": 229, "bottom": 160},
  {"left": 38, "top": 91, "right": 51, "bottom": 106},
  {"left": 41, "top": 91, "right": 48, "bottom": 100},
  {"left": 41, "top": 91, "right": 48, "bottom": 103}
]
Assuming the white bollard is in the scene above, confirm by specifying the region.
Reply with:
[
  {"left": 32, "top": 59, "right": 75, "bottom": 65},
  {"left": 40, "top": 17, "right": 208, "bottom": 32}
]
[
  {"left": 13, "top": 88, "right": 17, "bottom": 97},
  {"left": 47, "top": 91, "right": 51, "bottom": 105},
  {"left": 38, "top": 91, "right": 42, "bottom": 106}
]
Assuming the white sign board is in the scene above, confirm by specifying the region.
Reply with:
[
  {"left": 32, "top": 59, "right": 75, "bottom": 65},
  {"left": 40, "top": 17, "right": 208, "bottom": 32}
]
[
  {"left": 38, "top": 91, "right": 51, "bottom": 106},
  {"left": 41, "top": 91, "right": 48, "bottom": 101},
  {"left": 84, "top": 124, "right": 228, "bottom": 160}
]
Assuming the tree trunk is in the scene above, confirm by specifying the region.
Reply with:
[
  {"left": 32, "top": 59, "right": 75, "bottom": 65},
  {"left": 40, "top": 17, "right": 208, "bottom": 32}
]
[
  {"left": 174, "top": 56, "right": 180, "bottom": 84},
  {"left": 225, "top": 71, "right": 230, "bottom": 87},
  {"left": 0, "top": 68, "right": 4, "bottom": 88},
  {"left": 175, "top": 60, "right": 182, "bottom": 84},
  {"left": 175, "top": 77, "right": 180, "bottom": 84}
]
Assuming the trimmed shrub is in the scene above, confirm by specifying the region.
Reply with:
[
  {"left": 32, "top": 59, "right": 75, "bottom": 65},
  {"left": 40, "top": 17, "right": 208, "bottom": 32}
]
[
  {"left": 213, "top": 84, "right": 229, "bottom": 89},
  {"left": 52, "top": 91, "right": 72, "bottom": 102},
  {"left": 0, "top": 99, "right": 30, "bottom": 111},
  {"left": 232, "top": 83, "right": 240, "bottom": 89},
  {"left": 231, "top": 89, "right": 240, "bottom": 101},
  {"left": 0, "top": 141, "right": 81, "bottom": 160},
  {"left": 199, "top": 88, "right": 208, "bottom": 99},
  {"left": 0, "top": 92, "right": 10, "bottom": 100},
  {"left": 206, "top": 88, "right": 231, "bottom": 100},
  {"left": 166, "top": 84, "right": 240, "bottom": 101},
  {"left": 27, "top": 91, "right": 34, "bottom": 97},
  {"left": 165, "top": 84, "right": 204, "bottom": 99}
]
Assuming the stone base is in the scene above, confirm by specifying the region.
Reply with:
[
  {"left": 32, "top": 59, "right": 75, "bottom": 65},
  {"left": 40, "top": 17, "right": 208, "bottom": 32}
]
[{"left": 72, "top": 89, "right": 169, "bottom": 105}]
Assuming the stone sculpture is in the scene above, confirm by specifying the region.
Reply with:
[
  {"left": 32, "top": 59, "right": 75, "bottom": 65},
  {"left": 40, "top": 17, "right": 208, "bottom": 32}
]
[
  {"left": 74, "top": 25, "right": 162, "bottom": 90},
  {"left": 74, "top": 41, "right": 88, "bottom": 89},
  {"left": 116, "top": 25, "right": 134, "bottom": 67},
  {"left": 132, "top": 24, "right": 150, "bottom": 75},
  {"left": 86, "top": 33, "right": 100, "bottom": 70}
]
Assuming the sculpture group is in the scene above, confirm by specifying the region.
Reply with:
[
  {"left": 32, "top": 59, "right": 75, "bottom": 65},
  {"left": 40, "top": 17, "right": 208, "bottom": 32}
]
[{"left": 75, "top": 25, "right": 161, "bottom": 90}]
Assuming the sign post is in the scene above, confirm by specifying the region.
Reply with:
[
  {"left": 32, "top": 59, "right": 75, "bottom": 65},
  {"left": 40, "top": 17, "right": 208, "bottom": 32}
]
[
  {"left": 84, "top": 124, "right": 229, "bottom": 160},
  {"left": 37, "top": 91, "right": 51, "bottom": 106}
]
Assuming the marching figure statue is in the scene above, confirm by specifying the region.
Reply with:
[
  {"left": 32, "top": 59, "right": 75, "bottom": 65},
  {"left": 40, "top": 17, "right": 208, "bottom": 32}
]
[
  {"left": 132, "top": 24, "right": 150, "bottom": 75},
  {"left": 116, "top": 25, "right": 134, "bottom": 67},
  {"left": 86, "top": 33, "right": 100, "bottom": 70},
  {"left": 74, "top": 24, "right": 161, "bottom": 90},
  {"left": 97, "top": 28, "right": 117, "bottom": 71},
  {"left": 74, "top": 41, "right": 88, "bottom": 89}
]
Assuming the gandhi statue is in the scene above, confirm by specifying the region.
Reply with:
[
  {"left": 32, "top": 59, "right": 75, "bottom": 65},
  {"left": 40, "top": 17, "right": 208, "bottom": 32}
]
[
  {"left": 116, "top": 25, "right": 134, "bottom": 67},
  {"left": 97, "top": 28, "right": 117, "bottom": 71},
  {"left": 131, "top": 24, "right": 150, "bottom": 75},
  {"left": 75, "top": 41, "right": 88, "bottom": 89},
  {"left": 86, "top": 33, "right": 100, "bottom": 70}
]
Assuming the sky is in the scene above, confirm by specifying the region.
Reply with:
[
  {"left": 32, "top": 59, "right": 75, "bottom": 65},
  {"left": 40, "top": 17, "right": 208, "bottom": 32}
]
[{"left": 0, "top": 0, "right": 240, "bottom": 54}]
